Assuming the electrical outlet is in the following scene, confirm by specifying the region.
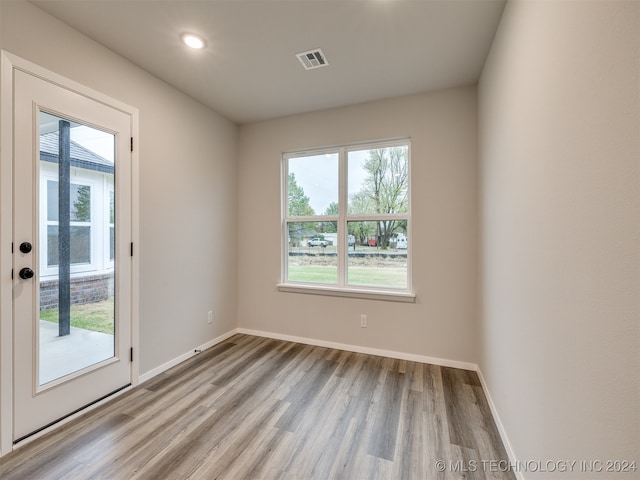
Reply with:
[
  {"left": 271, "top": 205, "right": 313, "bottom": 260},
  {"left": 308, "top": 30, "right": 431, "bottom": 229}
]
[
  {"left": 360, "top": 314, "right": 367, "bottom": 328},
  {"left": 207, "top": 310, "right": 213, "bottom": 324}
]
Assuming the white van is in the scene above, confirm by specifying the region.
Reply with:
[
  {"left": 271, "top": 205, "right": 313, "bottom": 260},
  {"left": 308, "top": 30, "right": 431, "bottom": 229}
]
[{"left": 396, "top": 235, "right": 407, "bottom": 249}]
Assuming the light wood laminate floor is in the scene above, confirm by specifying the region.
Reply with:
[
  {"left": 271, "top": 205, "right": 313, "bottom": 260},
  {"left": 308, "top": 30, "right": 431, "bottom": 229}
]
[{"left": 0, "top": 334, "right": 515, "bottom": 479}]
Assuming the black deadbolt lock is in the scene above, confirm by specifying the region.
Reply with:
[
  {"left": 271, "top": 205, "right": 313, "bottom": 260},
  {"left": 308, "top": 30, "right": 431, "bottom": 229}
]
[
  {"left": 19, "top": 267, "right": 34, "bottom": 280},
  {"left": 19, "top": 242, "right": 32, "bottom": 254}
]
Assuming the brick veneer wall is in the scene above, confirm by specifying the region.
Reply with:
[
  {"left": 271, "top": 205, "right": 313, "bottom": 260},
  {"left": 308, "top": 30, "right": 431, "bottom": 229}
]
[{"left": 40, "top": 273, "right": 114, "bottom": 310}]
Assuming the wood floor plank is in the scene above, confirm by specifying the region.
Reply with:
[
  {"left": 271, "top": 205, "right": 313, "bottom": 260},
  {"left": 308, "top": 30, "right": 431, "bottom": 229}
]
[
  {"left": 393, "top": 388, "right": 424, "bottom": 480},
  {"left": 368, "top": 364, "right": 405, "bottom": 461},
  {"left": 275, "top": 357, "right": 338, "bottom": 432},
  {"left": 442, "top": 366, "right": 478, "bottom": 450},
  {"left": 214, "top": 402, "right": 292, "bottom": 480},
  {"left": 0, "top": 334, "right": 515, "bottom": 480}
]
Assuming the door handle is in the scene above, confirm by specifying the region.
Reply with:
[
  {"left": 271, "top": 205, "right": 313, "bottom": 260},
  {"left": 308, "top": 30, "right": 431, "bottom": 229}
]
[{"left": 19, "top": 267, "right": 34, "bottom": 280}]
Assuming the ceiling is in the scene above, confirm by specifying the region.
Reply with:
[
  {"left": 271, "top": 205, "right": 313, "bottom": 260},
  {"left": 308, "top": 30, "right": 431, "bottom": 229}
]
[{"left": 31, "top": 0, "right": 506, "bottom": 124}]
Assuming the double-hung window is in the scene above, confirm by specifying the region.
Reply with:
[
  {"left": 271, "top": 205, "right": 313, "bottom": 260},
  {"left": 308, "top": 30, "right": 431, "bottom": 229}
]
[{"left": 281, "top": 139, "right": 414, "bottom": 301}]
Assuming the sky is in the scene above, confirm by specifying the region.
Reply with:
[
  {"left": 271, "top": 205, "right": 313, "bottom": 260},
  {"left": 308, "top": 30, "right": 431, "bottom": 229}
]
[
  {"left": 71, "top": 125, "right": 115, "bottom": 161},
  {"left": 288, "top": 150, "right": 370, "bottom": 214},
  {"left": 40, "top": 111, "right": 115, "bottom": 162}
]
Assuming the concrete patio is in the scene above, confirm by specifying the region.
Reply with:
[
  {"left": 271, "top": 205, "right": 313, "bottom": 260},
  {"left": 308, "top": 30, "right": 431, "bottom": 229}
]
[{"left": 38, "top": 320, "right": 114, "bottom": 385}]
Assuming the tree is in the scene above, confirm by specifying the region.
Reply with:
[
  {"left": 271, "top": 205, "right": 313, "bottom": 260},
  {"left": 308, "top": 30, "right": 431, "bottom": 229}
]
[
  {"left": 361, "top": 147, "right": 408, "bottom": 248},
  {"left": 347, "top": 192, "right": 375, "bottom": 245},
  {"left": 348, "top": 220, "right": 376, "bottom": 247},
  {"left": 324, "top": 202, "right": 339, "bottom": 216},
  {"left": 348, "top": 191, "right": 374, "bottom": 215},
  {"left": 287, "top": 173, "right": 315, "bottom": 245},
  {"left": 320, "top": 202, "right": 339, "bottom": 233},
  {"left": 72, "top": 185, "right": 91, "bottom": 222},
  {"left": 288, "top": 173, "right": 314, "bottom": 216}
]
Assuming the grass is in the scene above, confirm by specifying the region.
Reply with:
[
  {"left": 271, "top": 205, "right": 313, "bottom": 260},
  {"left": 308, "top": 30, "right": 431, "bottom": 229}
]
[
  {"left": 40, "top": 298, "right": 115, "bottom": 334},
  {"left": 288, "top": 265, "right": 338, "bottom": 284},
  {"left": 288, "top": 265, "right": 407, "bottom": 289}
]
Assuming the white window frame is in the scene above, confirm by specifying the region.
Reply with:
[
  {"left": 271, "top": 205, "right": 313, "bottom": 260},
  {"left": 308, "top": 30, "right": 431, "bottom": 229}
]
[{"left": 278, "top": 138, "right": 415, "bottom": 303}]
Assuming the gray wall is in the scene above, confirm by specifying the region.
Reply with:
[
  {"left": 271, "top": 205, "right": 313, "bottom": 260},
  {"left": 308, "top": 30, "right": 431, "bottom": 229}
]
[
  {"left": 478, "top": 1, "right": 640, "bottom": 475},
  {"left": 0, "top": 0, "right": 238, "bottom": 375},
  {"left": 237, "top": 87, "right": 479, "bottom": 364}
]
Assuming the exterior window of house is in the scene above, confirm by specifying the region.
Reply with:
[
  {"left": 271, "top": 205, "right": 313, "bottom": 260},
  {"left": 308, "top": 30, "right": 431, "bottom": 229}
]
[
  {"left": 46, "top": 181, "right": 92, "bottom": 266},
  {"left": 282, "top": 139, "right": 412, "bottom": 297},
  {"left": 39, "top": 125, "right": 115, "bottom": 278}
]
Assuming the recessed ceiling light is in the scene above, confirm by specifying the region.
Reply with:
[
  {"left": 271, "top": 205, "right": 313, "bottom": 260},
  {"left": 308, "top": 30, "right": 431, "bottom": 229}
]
[{"left": 181, "top": 33, "right": 206, "bottom": 49}]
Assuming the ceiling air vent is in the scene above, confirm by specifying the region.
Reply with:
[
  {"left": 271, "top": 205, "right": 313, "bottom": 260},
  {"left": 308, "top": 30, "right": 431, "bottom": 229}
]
[{"left": 296, "top": 49, "right": 329, "bottom": 70}]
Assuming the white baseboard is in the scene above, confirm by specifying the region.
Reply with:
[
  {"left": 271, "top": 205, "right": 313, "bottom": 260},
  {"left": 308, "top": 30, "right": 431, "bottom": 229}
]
[
  {"left": 476, "top": 368, "right": 523, "bottom": 480},
  {"left": 237, "top": 327, "right": 478, "bottom": 371},
  {"left": 138, "top": 328, "right": 239, "bottom": 384}
]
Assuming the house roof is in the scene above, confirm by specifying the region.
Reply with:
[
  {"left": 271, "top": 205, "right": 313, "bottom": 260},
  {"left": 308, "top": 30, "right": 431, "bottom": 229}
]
[{"left": 40, "top": 132, "right": 114, "bottom": 174}]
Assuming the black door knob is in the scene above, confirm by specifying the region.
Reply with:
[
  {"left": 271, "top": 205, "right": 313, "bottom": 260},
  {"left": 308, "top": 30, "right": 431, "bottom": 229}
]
[
  {"left": 19, "top": 267, "right": 34, "bottom": 280},
  {"left": 19, "top": 242, "right": 32, "bottom": 254}
]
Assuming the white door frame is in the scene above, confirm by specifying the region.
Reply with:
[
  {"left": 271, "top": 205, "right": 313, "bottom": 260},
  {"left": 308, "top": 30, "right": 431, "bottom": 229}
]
[{"left": 0, "top": 51, "right": 140, "bottom": 457}]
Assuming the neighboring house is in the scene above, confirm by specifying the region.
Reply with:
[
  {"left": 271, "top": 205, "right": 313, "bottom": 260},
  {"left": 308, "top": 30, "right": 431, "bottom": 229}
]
[{"left": 38, "top": 132, "right": 115, "bottom": 309}]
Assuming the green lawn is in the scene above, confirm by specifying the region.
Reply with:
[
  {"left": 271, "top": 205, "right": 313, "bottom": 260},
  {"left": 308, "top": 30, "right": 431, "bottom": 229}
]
[
  {"left": 288, "top": 265, "right": 407, "bottom": 288},
  {"left": 288, "top": 265, "right": 338, "bottom": 284},
  {"left": 40, "top": 299, "right": 115, "bottom": 334}
]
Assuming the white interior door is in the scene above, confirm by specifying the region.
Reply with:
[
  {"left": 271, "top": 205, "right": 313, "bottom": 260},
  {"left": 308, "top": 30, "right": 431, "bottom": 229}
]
[{"left": 12, "top": 68, "right": 133, "bottom": 442}]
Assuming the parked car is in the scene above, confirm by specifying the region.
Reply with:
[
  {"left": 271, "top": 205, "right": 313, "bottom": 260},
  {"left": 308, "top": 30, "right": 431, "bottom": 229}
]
[{"left": 308, "top": 237, "right": 329, "bottom": 247}]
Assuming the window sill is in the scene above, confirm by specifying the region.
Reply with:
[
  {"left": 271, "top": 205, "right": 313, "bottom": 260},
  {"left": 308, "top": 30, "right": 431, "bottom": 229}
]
[{"left": 277, "top": 283, "right": 416, "bottom": 303}]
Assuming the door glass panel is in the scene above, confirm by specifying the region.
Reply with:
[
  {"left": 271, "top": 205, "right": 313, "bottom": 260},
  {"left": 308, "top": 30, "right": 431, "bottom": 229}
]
[{"left": 38, "top": 111, "right": 116, "bottom": 386}]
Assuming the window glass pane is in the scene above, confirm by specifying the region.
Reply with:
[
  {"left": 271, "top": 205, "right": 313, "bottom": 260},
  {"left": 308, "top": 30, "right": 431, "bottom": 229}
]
[
  {"left": 47, "top": 226, "right": 57, "bottom": 267},
  {"left": 47, "top": 181, "right": 58, "bottom": 221},
  {"left": 347, "top": 221, "right": 407, "bottom": 289},
  {"left": 47, "top": 226, "right": 91, "bottom": 266},
  {"left": 72, "top": 185, "right": 91, "bottom": 222},
  {"left": 348, "top": 146, "right": 409, "bottom": 215},
  {"left": 47, "top": 182, "right": 91, "bottom": 222},
  {"left": 288, "top": 153, "right": 338, "bottom": 216},
  {"left": 287, "top": 222, "right": 337, "bottom": 284}
]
